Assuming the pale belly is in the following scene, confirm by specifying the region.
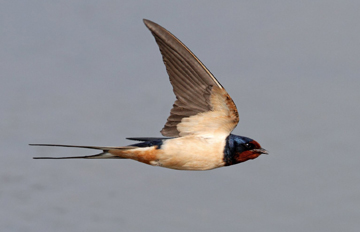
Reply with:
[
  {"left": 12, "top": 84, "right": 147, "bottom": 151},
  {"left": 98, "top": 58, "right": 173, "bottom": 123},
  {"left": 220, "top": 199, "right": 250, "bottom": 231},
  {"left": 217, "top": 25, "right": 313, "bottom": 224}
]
[{"left": 151, "top": 135, "right": 227, "bottom": 170}]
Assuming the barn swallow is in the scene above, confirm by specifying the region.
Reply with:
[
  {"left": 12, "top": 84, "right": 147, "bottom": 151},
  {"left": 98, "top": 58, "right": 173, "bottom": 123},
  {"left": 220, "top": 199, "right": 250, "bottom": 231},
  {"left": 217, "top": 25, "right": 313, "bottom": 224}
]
[{"left": 31, "top": 19, "right": 268, "bottom": 170}]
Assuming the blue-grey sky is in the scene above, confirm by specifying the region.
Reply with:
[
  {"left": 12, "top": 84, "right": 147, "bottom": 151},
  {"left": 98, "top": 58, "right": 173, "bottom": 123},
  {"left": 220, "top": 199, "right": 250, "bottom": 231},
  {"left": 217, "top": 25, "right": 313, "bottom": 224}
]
[{"left": 1, "top": 1, "right": 360, "bottom": 231}]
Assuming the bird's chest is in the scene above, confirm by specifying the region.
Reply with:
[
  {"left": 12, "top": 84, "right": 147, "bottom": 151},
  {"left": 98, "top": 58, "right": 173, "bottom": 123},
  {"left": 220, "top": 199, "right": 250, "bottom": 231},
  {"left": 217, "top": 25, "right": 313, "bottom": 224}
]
[{"left": 153, "top": 136, "right": 227, "bottom": 170}]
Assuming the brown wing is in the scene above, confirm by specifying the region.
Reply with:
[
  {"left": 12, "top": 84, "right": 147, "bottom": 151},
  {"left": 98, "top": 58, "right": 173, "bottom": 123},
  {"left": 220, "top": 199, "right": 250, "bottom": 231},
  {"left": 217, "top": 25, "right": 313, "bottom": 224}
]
[{"left": 144, "top": 19, "right": 239, "bottom": 137}]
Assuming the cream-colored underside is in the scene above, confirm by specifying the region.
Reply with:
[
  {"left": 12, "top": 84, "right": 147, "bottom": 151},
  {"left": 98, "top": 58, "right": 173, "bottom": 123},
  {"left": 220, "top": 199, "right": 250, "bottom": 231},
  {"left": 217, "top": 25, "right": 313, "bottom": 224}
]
[{"left": 152, "top": 135, "right": 227, "bottom": 170}]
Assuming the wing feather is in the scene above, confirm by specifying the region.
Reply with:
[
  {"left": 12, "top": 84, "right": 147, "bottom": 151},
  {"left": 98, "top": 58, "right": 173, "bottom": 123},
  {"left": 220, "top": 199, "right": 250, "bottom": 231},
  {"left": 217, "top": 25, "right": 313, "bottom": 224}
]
[{"left": 144, "top": 19, "right": 239, "bottom": 137}]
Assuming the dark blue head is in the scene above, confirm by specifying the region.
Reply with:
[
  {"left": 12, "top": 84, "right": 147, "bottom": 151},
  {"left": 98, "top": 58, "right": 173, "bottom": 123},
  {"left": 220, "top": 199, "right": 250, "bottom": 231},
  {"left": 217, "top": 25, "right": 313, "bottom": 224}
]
[{"left": 224, "top": 134, "right": 268, "bottom": 166}]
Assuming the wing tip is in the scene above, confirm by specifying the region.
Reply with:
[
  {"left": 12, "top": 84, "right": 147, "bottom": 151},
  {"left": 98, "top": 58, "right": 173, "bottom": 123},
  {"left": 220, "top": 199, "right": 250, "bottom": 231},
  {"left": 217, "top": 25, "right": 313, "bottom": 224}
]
[
  {"left": 143, "top": 19, "right": 173, "bottom": 40},
  {"left": 143, "top": 19, "right": 157, "bottom": 30}
]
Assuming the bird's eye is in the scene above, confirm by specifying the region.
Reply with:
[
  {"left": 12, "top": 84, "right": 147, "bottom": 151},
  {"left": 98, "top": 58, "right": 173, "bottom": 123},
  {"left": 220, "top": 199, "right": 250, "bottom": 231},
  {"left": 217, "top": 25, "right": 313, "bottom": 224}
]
[{"left": 244, "top": 143, "right": 255, "bottom": 150}]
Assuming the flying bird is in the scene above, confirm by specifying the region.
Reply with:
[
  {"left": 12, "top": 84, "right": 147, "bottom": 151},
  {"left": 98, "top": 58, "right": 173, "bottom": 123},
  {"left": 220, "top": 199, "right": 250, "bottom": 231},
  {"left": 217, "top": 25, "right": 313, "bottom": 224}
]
[{"left": 31, "top": 19, "right": 268, "bottom": 170}]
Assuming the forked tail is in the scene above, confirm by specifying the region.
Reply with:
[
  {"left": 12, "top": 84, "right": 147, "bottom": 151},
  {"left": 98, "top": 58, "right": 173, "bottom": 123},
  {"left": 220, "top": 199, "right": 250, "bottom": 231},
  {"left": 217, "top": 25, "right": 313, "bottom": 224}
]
[{"left": 30, "top": 144, "right": 136, "bottom": 159}]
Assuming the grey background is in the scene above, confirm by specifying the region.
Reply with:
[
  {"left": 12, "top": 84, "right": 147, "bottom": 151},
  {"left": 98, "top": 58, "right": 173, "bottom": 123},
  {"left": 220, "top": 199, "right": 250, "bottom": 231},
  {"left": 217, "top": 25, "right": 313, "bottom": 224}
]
[{"left": 1, "top": 1, "right": 359, "bottom": 231}]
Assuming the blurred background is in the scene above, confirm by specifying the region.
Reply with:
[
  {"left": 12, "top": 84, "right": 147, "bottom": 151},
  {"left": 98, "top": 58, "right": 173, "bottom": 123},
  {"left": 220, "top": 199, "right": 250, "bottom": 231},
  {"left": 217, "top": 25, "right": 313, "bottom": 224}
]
[{"left": 1, "top": 1, "right": 359, "bottom": 231}]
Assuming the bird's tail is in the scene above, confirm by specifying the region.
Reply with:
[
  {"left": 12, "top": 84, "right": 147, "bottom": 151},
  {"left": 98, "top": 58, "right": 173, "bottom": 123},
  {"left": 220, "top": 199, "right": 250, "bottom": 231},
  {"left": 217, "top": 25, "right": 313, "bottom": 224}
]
[{"left": 30, "top": 144, "right": 136, "bottom": 159}]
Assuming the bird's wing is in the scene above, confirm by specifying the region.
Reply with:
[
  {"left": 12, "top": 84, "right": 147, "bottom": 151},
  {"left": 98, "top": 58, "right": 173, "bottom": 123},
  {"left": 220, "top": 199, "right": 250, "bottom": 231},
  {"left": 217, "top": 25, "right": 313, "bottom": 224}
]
[
  {"left": 126, "top": 137, "right": 171, "bottom": 141},
  {"left": 144, "top": 19, "right": 239, "bottom": 137}
]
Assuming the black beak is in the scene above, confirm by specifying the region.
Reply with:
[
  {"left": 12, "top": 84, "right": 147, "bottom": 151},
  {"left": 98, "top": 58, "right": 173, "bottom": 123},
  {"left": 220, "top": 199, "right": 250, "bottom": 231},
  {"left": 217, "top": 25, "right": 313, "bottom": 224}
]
[{"left": 253, "top": 148, "right": 268, "bottom": 155}]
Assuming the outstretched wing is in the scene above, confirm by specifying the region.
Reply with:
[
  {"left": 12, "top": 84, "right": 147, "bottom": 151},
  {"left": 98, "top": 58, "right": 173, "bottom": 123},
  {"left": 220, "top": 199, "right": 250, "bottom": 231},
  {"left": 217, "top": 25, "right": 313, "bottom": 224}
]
[{"left": 144, "top": 19, "right": 239, "bottom": 137}]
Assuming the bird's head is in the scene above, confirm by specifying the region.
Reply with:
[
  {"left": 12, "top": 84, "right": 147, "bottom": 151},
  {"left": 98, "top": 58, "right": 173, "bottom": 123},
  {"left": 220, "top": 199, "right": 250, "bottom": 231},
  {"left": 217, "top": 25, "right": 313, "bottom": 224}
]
[{"left": 224, "top": 134, "right": 268, "bottom": 166}]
